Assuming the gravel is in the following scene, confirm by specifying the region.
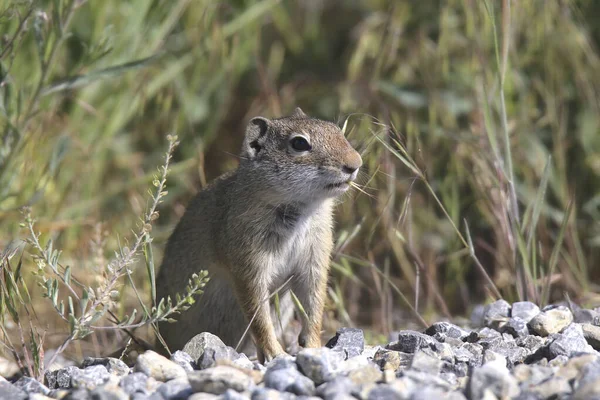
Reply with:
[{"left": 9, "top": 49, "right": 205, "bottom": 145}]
[
  {"left": 325, "top": 328, "right": 365, "bottom": 360},
  {"left": 134, "top": 350, "right": 187, "bottom": 382},
  {"left": 511, "top": 301, "right": 540, "bottom": 323},
  {"left": 528, "top": 306, "right": 574, "bottom": 336},
  {"left": 2, "top": 301, "right": 600, "bottom": 399}
]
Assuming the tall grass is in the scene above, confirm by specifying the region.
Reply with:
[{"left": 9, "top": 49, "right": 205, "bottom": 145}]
[{"left": 1, "top": 0, "right": 599, "bottom": 368}]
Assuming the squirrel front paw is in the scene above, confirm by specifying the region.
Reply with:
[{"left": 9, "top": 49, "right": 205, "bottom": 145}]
[
  {"left": 298, "top": 330, "right": 321, "bottom": 348},
  {"left": 259, "top": 341, "right": 287, "bottom": 363}
]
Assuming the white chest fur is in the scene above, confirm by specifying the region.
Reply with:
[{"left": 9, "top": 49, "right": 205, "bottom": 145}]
[{"left": 267, "top": 213, "right": 315, "bottom": 291}]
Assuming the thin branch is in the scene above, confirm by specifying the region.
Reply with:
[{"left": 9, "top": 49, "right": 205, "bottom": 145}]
[{"left": 0, "top": 6, "right": 35, "bottom": 60}]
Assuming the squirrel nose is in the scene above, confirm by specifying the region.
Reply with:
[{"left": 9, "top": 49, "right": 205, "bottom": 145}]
[
  {"left": 342, "top": 151, "right": 363, "bottom": 175},
  {"left": 343, "top": 165, "right": 358, "bottom": 174}
]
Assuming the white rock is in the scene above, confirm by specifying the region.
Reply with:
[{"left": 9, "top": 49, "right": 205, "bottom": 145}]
[{"left": 134, "top": 350, "right": 187, "bottom": 382}]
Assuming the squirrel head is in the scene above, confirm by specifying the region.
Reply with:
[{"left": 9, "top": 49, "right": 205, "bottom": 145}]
[{"left": 240, "top": 107, "right": 362, "bottom": 204}]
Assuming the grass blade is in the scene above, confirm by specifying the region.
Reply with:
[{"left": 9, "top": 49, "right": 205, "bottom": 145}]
[
  {"left": 541, "top": 200, "right": 574, "bottom": 307},
  {"left": 526, "top": 156, "right": 551, "bottom": 251},
  {"left": 143, "top": 233, "right": 156, "bottom": 306}
]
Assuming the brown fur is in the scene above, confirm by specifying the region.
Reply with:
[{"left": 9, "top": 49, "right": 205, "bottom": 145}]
[{"left": 156, "top": 108, "right": 362, "bottom": 361}]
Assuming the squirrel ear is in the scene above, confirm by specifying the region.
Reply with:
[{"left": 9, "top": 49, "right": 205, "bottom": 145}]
[
  {"left": 242, "top": 117, "right": 270, "bottom": 159},
  {"left": 291, "top": 107, "right": 307, "bottom": 118}
]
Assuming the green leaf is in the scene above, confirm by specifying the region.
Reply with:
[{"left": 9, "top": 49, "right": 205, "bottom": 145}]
[
  {"left": 89, "top": 309, "right": 105, "bottom": 325},
  {"left": 45, "top": 239, "right": 53, "bottom": 262},
  {"left": 143, "top": 233, "right": 156, "bottom": 306},
  {"left": 69, "top": 314, "right": 77, "bottom": 334},
  {"left": 51, "top": 279, "right": 58, "bottom": 306},
  {"left": 156, "top": 297, "right": 165, "bottom": 315},
  {"left": 68, "top": 296, "right": 75, "bottom": 317},
  {"left": 64, "top": 265, "right": 71, "bottom": 286},
  {"left": 80, "top": 289, "right": 89, "bottom": 314},
  {"left": 222, "top": 0, "right": 281, "bottom": 38},
  {"left": 125, "top": 309, "right": 137, "bottom": 326},
  {"left": 41, "top": 55, "right": 163, "bottom": 95},
  {"left": 44, "top": 279, "right": 52, "bottom": 298}
]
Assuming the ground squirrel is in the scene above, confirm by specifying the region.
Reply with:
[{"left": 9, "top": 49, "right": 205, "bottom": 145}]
[{"left": 156, "top": 107, "right": 362, "bottom": 361}]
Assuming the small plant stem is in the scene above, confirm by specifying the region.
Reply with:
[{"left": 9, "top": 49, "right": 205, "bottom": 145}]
[
  {"left": 0, "top": 7, "right": 34, "bottom": 60},
  {"left": 25, "top": 218, "right": 80, "bottom": 302},
  {"left": 235, "top": 275, "right": 296, "bottom": 352},
  {"left": 423, "top": 181, "right": 502, "bottom": 300},
  {"left": 485, "top": 0, "right": 523, "bottom": 298},
  {"left": 499, "top": 0, "right": 525, "bottom": 299},
  {"left": 44, "top": 333, "right": 75, "bottom": 372},
  {"left": 23, "top": 0, "right": 78, "bottom": 129}
]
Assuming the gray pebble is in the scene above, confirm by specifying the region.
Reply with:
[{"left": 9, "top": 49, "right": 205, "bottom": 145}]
[
  {"left": 251, "top": 387, "right": 296, "bottom": 400},
  {"left": 516, "top": 335, "right": 546, "bottom": 354},
  {"left": 573, "top": 358, "right": 600, "bottom": 399},
  {"left": 325, "top": 327, "right": 365, "bottom": 360},
  {"left": 188, "top": 393, "right": 221, "bottom": 400},
  {"left": 402, "top": 370, "right": 452, "bottom": 391},
  {"left": 528, "top": 307, "right": 573, "bottom": 336},
  {"left": 315, "top": 376, "right": 354, "bottom": 400},
  {"left": 45, "top": 366, "right": 80, "bottom": 389},
  {"left": 386, "top": 331, "right": 439, "bottom": 353},
  {"left": 483, "top": 300, "right": 511, "bottom": 329},
  {"left": 62, "top": 388, "right": 91, "bottom": 400},
  {"left": 183, "top": 333, "right": 228, "bottom": 361},
  {"left": 119, "top": 372, "right": 158, "bottom": 395},
  {"left": 0, "top": 378, "right": 28, "bottom": 400},
  {"left": 81, "top": 357, "right": 130, "bottom": 377},
  {"left": 221, "top": 388, "right": 251, "bottom": 400},
  {"left": 530, "top": 376, "right": 571, "bottom": 399},
  {"left": 12, "top": 376, "right": 50, "bottom": 395},
  {"left": 410, "top": 349, "right": 442, "bottom": 375},
  {"left": 454, "top": 342, "right": 483, "bottom": 367},
  {"left": 295, "top": 347, "right": 344, "bottom": 385},
  {"left": 365, "top": 384, "right": 406, "bottom": 400},
  {"left": 170, "top": 351, "right": 197, "bottom": 372},
  {"left": 155, "top": 377, "right": 193, "bottom": 400},
  {"left": 188, "top": 365, "right": 253, "bottom": 395},
  {"left": 468, "top": 359, "right": 520, "bottom": 399},
  {"left": 511, "top": 302, "right": 540, "bottom": 323},
  {"left": 409, "top": 386, "right": 466, "bottom": 400},
  {"left": 264, "top": 364, "right": 314, "bottom": 395},
  {"left": 425, "top": 322, "right": 472, "bottom": 342},
  {"left": 373, "top": 348, "right": 412, "bottom": 371},
  {"left": 502, "top": 317, "right": 530, "bottom": 338},
  {"left": 484, "top": 335, "right": 529, "bottom": 365},
  {"left": 183, "top": 333, "right": 252, "bottom": 370},
  {"left": 548, "top": 323, "right": 596, "bottom": 358},
  {"left": 71, "top": 365, "right": 112, "bottom": 390},
  {"left": 134, "top": 351, "right": 187, "bottom": 382},
  {"left": 581, "top": 323, "right": 600, "bottom": 350}
]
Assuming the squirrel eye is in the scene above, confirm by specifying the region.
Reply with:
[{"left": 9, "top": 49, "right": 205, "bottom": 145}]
[{"left": 290, "top": 136, "right": 311, "bottom": 152}]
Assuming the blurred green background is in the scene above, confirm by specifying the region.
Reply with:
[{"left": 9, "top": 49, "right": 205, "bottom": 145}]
[{"left": 1, "top": 0, "right": 600, "bottom": 355}]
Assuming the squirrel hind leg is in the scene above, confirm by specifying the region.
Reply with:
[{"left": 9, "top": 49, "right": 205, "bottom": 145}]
[{"left": 269, "top": 291, "right": 302, "bottom": 354}]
